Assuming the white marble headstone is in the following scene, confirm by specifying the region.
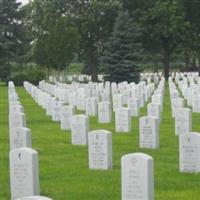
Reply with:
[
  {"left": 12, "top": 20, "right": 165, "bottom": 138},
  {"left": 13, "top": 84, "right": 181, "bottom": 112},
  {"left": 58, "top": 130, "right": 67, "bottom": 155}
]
[
  {"left": 88, "top": 130, "right": 112, "bottom": 170},
  {"left": 127, "top": 98, "right": 140, "bottom": 117},
  {"left": 98, "top": 102, "right": 112, "bottom": 123},
  {"left": 139, "top": 116, "right": 159, "bottom": 149},
  {"left": 10, "top": 147, "right": 39, "bottom": 200},
  {"left": 179, "top": 132, "right": 200, "bottom": 173},
  {"left": 175, "top": 108, "right": 192, "bottom": 135},
  {"left": 147, "top": 103, "right": 161, "bottom": 123},
  {"left": 60, "top": 106, "right": 75, "bottom": 130},
  {"left": 85, "top": 97, "right": 97, "bottom": 116},
  {"left": 10, "top": 127, "right": 32, "bottom": 150},
  {"left": 115, "top": 107, "right": 131, "bottom": 133},
  {"left": 71, "top": 115, "right": 89, "bottom": 145},
  {"left": 121, "top": 153, "right": 154, "bottom": 200}
]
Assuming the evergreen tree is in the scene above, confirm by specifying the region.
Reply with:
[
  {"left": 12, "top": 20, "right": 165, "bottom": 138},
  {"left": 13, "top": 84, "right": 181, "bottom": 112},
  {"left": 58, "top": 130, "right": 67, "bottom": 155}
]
[{"left": 100, "top": 11, "right": 143, "bottom": 83}]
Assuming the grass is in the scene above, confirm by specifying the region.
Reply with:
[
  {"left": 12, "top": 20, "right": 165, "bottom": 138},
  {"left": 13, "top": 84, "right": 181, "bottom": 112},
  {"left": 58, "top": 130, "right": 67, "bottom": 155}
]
[{"left": 1, "top": 82, "right": 200, "bottom": 199}]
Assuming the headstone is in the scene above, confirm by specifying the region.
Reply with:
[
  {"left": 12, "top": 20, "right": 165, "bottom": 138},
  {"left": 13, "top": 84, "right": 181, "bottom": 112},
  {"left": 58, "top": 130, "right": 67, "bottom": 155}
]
[
  {"left": 175, "top": 108, "right": 192, "bottom": 135},
  {"left": 171, "top": 98, "right": 184, "bottom": 117},
  {"left": 98, "top": 102, "right": 112, "bottom": 123},
  {"left": 88, "top": 130, "right": 112, "bottom": 170},
  {"left": 115, "top": 107, "right": 131, "bottom": 133},
  {"left": 127, "top": 98, "right": 140, "bottom": 117},
  {"left": 147, "top": 103, "right": 161, "bottom": 123},
  {"left": 10, "top": 112, "right": 26, "bottom": 129},
  {"left": 71, "top": 115, "right": 89, "bottom": 145},
  {"left": 113, "top": 94, "right": 122, "bottom": 111},
  {"left": 85, "top": 97, "right": 97, "bottom": 116},
  {"left": 10, "top": 147, "right": 39, "bottom": 200},
  {"left": 139, "top": 116, "right": 159, "bottom": 149},
  {"left": 60, "top": 106, "right": 75, "bottom": 130},
  {"left": 179, "top": 132, "right": 200, "bottom": 173},
  {"left": 10, "top": 127, "right": 32, "bottom": 150},
  {"left": 121, "top": 153, "right": 154, "bottom": 200},
  {"left": 77, "top": 93, "right": 86, "bottom": 110},
  {"left": 152, "top": 94, "right": 163, "bottom": 112},
  {"left": 52, "top": 101, "right": 63, "bottom": 122}
]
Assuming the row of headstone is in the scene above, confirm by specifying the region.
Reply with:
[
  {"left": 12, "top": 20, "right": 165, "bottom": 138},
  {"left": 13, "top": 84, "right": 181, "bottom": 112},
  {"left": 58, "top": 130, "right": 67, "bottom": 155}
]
[
  {"left": 24, "top": 80, "right": 157, "bottom": 199},
  {"left": 38, "top": 79, "right": 155, "bottom": 115},
  {"left": 8, "top": 82, "right": 52, "bottom": 200},
  {"left": 168, "top": 78, "right": 192, "bottom": 136},
  {"left": 171, "top": 72, "right": 200, "bottom": 113},
  {"left": 137, "top": 78, "right": 165, "bottom": 149},
  {"left": 8, "top": 83, "right": 30, "bottom": 150},
  {"left": 25, "top": 78, "right": 157, "bottom": 136},
  {"left": 49, "top": 74, "right": 92, "bottom": 83},
  {"left": 169, "top": 76, "right": 200, "bottom": 173},
  {"left": 49, "top": 72, "right": 162, "bottom": 85},
  {"left": 24, "top": 82, "right": 113, "bottom": 170}
]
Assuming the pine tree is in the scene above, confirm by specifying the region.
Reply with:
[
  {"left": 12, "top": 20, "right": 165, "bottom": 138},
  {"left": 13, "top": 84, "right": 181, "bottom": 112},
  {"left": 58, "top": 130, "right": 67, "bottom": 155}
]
[{"left": 100, "top": 11, "right": 143, "bottom": 83}]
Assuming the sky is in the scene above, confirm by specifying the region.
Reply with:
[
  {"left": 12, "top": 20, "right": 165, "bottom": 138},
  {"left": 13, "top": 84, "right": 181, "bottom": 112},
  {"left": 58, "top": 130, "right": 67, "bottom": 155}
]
[{"left": 17, "top": 0, "right": 29, "bottom": 6}]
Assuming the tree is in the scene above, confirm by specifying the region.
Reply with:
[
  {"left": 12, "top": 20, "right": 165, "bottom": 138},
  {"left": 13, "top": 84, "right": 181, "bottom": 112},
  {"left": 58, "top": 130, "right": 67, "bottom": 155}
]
[
  {"left": 143, "top": 0, "right": 189, "bottom": 80},
  {"left": 29, "top": 0, "right": 79, "bottom": 71},
  {"left": 100, "top": 11, "right": 143, "bottom": 83},
  {"left": 33, "top": 17, "right": 79, "bottom": 71},
  {"left": 0, "top": 0, "right": 27, "bottom": 81},
  {"left": 64, "top": 0, "right": 121, "bottom": 81},
  {"left": 182, "top": 0, "right": 200, "bottom": 71}
]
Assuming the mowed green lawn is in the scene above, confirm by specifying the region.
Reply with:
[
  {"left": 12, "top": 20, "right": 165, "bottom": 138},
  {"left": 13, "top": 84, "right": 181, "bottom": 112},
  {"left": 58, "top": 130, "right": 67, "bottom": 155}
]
[{"left": 1, "top": 83, "right": 200, "bottom": 200}]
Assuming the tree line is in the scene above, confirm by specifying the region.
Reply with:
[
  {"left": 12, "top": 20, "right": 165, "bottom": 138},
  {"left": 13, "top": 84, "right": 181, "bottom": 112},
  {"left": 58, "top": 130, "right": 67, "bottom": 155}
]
[{"left": 1, "top": 0, "right": 200, "bottom": 82}]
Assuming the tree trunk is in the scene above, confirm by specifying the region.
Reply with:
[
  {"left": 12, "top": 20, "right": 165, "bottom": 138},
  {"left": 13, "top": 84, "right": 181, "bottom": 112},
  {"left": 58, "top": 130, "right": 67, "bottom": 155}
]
[
  {"left": 161, "top": 38, "right": 170, "bottom": 81},
  {"left": 184, "top": 51, "right": 190, "bottom": 71},
  {"left": 91, "top": 65, "right": 98, "bottom": 82},
  {"left": 197, "top": 56, "right": 200, "bottom": 76},
  {"left": 163, "top": 51, "right": 170, "bottom": 81}
]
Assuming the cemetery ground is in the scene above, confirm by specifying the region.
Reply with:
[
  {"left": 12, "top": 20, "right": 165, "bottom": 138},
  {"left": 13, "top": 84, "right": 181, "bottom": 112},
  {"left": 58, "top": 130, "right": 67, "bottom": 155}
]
[{"left": 1, "top": 83, "right": 200, "bottom": 200}]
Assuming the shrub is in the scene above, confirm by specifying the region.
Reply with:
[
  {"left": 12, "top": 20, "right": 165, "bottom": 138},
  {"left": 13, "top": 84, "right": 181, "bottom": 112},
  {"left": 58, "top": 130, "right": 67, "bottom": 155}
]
[
  {"left": 10, "top": 68, "right": 46, "bottom": 86},
  {"left": 26, "top": 68, "right": 46, "bottom": 85},
  {"left": 11, "top": 74, "right": 29, "bottom": 86}
]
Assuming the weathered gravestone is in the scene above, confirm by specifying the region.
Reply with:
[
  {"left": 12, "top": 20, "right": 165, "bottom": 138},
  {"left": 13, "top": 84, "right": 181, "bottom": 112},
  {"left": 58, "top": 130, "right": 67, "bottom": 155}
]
[
  {"left": 10, "top": 127, "right": 32, "bottom": 150},
  {"left": 175, "top": 108, "right": 192, "bottom": 135},
  {"left": 16, "top": 196, "right": 52, "bottom": 200},
  {"left": 88, "top": 130, "right": 112, "bottom": 170},
  {"left": 179, "top": 132, "right": 200, "bottom": 173},
  {"left": 98, "top": 102, "right": 112, "bottom": 123},
  {"left": 115, "top": 107, "right": 131, "bottom": 133},
  {"left": 121, "top": 153, "right": 154, "bottom": 200},
  {"left": 60, "top": 106, "right": 75, "bottom": 130},
  {"left": 71, "top": 115, "right": 89, "bottom": 145},
  {"left": 139, "top": 116, "right": 159, "bottom": 149},
  {"left": 10, "top": 147, "right": 39, "bottom": 200}
]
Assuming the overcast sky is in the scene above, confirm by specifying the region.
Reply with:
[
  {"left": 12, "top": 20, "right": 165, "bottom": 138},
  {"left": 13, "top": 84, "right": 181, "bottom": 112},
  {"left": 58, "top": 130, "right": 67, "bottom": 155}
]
[{"left": 17, "top": 0, "right": 29, "bottom": 6}]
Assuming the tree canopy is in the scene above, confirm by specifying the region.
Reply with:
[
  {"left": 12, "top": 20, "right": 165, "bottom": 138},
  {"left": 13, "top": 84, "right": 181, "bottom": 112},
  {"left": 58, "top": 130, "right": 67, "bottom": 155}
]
[{"left": 1, "top": 0, "right": 200, "bottom": 81}]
